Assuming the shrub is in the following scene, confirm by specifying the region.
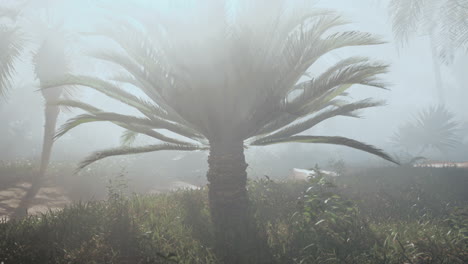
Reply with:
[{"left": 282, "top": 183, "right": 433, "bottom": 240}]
[{"left": 0, "top": 172, "right": 466, "bottom": 263}]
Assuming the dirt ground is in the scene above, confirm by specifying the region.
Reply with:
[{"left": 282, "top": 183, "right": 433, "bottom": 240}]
[{"left": 0, "top": 181, "right": 71, "bottom": 221}]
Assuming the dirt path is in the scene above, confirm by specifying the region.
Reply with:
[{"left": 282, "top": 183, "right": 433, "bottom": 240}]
[{"left": 0, "top": 181, "right": 71, "bottom": 221}]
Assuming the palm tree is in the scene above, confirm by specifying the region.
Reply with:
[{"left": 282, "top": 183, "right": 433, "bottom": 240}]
[
  {"left": 388, "top": 0, "right": 446, "bottom": 103},
  {"left": 2, "top": 1, "right": 78, "bottom": 218},
  {"left": 388, "top": 0, "right": 468, "bottom": 103},
  {"left": 0, "top": 7, "right": 23, "bottom": 98},
  {"left": 11, "top": 27, "right": 70, "bottom": 218},
  {"left": 392, "top": 105, "right": 461, "bottom": 156},
  {"left": 438, "top": 0, "right": 468, "bottom": 59},
  {"left": 34, "top": 28, "right": 69, "bottom": 177},
  {"left": 47, "top": 1, "right": 398, "bottom": 262}
]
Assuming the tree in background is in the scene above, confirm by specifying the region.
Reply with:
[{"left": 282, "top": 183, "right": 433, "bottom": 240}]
[
  {"left": 437, "top": 0, "right": 468, "bottom": 61},
  {"left": 392, "top": 105, "right": 461, "bottom": 158},
  {"left": 0, "top": 7, "right": 23, "bottom": 98},
  {"left": 9, "top": 2, "right": 73, "bottom": 218},
  {"left": 12, "top": 27, "right": 70, "bottom": 218},
  {"left": 47, "top": 1, "right": 398, "bottom": 262},
  {"left": 388, "top": 0, "right": 468, "bottom": 103}
]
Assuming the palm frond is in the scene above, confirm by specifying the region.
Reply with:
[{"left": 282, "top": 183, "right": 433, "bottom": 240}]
[
  {"left": 56, "top": 113, "right": 154, "bottom": 138},
  {"left": 438, "top": 0, "right": 468, "bottom": 57},
  {"left": 48, "top": 99, "right": 102, "bottom": 113},
  {"left": 389, "top": 0, "right": 432, "bottom": 45},
  {"left": 44, "top": 76, "right": 205, "bottom": 140},
  {"left": 90, "top": 51, "right": 169, "bottom": 104},
  {"left": 286, "top": 58, "right": 388, "bottom": 114},
  {"left": 252, "top": 99, "right": 384, "bottom": 142},
  {"left": 56, "top": 113, "right": 198, "bottom": 145},
  {"left": 78, "top": 143, "right": 207, "bottom": 170},
  {"left": 0, "top": 26, "right": 23, "bottom": 98},
  {"left": 251, "top": 135, "right": 399, "bottom": 165},
  {"left": 42, "top": 75, "right": 165, "bottom": 119},
  {"left": 276, "top": 16, "right": 385, "bottom": 95},
  {"left": 247, "top": 57, "right": 388, "bottom": 139},
  {"left": 120, "top": 130, "right": 139, "bottom": 146}
]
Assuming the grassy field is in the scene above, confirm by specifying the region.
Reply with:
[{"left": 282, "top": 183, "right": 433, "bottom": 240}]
[{"left": 0, "top": 162, "right": 466, "bottom": 263}]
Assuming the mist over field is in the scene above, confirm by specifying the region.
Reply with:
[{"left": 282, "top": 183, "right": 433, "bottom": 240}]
[{"left": 0, "top": 1, "right": 467, "bottom": 263}]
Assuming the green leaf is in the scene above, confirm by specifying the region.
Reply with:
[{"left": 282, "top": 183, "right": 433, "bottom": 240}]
[
  {"left": 252, "top": 135, "right": 400, "bottom": 165},
  {"left": 120, "top": 130, "right": 139, "bottom": 146},
  {"left": 254, "top": 98, "right": 383, "bottom": 142},
  {"left": 77, "top": 143, "right": 207, "bottom": 171}
]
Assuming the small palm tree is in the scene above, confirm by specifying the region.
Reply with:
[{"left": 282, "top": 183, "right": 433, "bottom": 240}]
[
  {"left": 12, "top": 27, "right": 71, "bottom": 218},
  {"left": 47, "top": 1, "right": 398, "bottom": 262},
  {"left": 392, "top": 105, "right": 461, "bottom": 156},
  {"left": 3, "top": 1, "right": 78, "bottom": 218},
  {"left": 0, "top": 7, "right": 23, "bottom": 98}
]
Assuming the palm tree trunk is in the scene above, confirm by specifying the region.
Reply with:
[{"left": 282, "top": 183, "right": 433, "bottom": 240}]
[
  {"left": 206, "top": 140, "right": 268, "bottom": 263},
  {"left": 39, "top": 104, "right": 59, "bottom": 176},
  {"left": 12, "top": 104, "right": 59, "bottom": 219}
]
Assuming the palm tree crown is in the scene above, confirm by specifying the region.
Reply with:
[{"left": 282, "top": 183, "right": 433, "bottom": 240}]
[{"left": 48, "top": 1, "right": 397, "bottom": 168}]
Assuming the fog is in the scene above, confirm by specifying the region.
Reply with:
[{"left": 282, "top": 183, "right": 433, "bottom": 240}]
[
  {"left": 2, "top": 1, "right": 468, "bottom": 262},
  {"left": 1, "top": 0, "right": 467, "bottom": 183}
]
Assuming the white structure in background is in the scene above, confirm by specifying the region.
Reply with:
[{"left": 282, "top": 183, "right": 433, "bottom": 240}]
[
  {"left": 289, "top": 168, "right": 339, "bottom": 181},
  {"left": 148, "top": 181, "right": 201, "bottom": 194},
  {"left": 413, "top": 161, "right": 468, "bottom": 168}
]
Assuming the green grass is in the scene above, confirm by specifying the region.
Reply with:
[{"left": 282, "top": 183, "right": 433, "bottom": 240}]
[{"left": 0, "top": 172, "right": 466, "bottom": 264}]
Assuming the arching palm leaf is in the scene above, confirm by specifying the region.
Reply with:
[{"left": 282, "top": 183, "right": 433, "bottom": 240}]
[
  {"left": 78, "top": 143, "right": 207, "bottom": 171},
  {"left": 252, "top": 135, "right": 396, "bottom": 164},
  {"left": 0, "top": 9, "right": 23, "bottom": 98}
]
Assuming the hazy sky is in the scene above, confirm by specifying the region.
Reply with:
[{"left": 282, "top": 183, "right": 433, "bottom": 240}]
[{"left": 1, "top": 0, "right": 467, "bottom": 175}]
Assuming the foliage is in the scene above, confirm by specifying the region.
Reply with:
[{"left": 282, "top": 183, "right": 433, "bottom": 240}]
[
  {"left": 371, "top": 217, "right": 467, "bottom": 264},
  {"left": 391, "top": 105, "right": 461, "bottom": 156},
  {"left": 388, "top": 0, "right": 468, "bottom": 60},
  {"left": 437, "top": 0, "right": 468, "bottom": 61},
  {"left": 0, "top": 173, "right": 467, "bottom": 263},
  {"left": 0, "top": 186, "right": 216, "bottom": 263},
  {"left": 44, "top": 0, "right": 398, "bottom": 170},
  {"left": 335, "top": 166, "right": 468, "bottom": 221},
  {"left": 0, "top": 7, "right": 23, "bottom": 98},
  {"left": 255, "top": 172, "right": 379, "bottom": 263}
]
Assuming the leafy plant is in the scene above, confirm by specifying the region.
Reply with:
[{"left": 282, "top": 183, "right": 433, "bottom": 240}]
[
  {"left": 392, "top": 105, "right": 461, "bottom": 156},
  {"left": 1, "top": 177, "right": 467, "bottom": 263}
]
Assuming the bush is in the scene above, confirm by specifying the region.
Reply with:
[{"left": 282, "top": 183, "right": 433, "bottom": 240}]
[
  {"left": 0, "top": 172, "right": 466, "bottom": 263},
  {"left": 250, "top": 173, "right": 379, "bottom": 263},
  {"left": 335, "top": 167, "right": 468, "bottom": 221},
  {"left": 0, "top": 189, "right": 216, "bottom": 263}
]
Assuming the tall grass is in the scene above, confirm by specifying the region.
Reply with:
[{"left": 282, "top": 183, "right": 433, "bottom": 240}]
[{"left": 1, "top": 170, "right": 466, "bottom": 263}]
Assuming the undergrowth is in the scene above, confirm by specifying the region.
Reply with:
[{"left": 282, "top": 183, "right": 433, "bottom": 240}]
[{"left": 0, "top": 171, "right": 466, "bottom": 263}]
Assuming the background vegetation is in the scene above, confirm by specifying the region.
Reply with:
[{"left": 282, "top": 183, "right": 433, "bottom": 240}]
[{"left": 0, "top": 162, "right": 466, "bottom": 263}]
